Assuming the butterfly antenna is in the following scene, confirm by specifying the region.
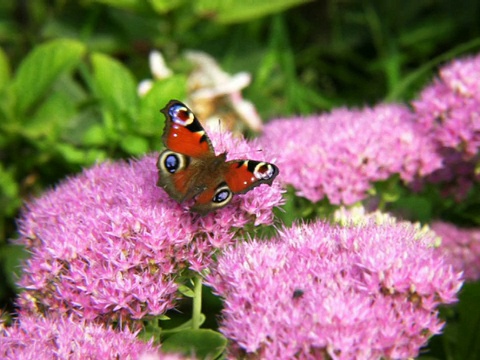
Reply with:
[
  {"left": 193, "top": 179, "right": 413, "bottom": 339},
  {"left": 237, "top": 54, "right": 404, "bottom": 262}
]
[{"left": 218, "top": 118, "right": 224, "bottom": 148}]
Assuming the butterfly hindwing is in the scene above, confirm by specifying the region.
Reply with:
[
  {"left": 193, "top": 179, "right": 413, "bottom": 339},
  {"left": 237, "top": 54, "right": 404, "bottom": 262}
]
[
  {"left": 225, "top": 160, "right": 279, "bottom": 194},
  {"left": 188, "top": 160, "right": 279, "bottom": 215}
]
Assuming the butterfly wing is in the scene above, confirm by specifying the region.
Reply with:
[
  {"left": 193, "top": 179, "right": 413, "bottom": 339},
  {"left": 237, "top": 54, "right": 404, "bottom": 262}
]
[
  {"left": 224, "top": 160, "right": 279, "bottom": 194},
  {"left": 157, "top": 100, "right": 280, "bottom": 215},
  {"left": 186, "top": 160, "right": 279, "bottom": 215},
  {"left": 160, "top": 100, "right": 214, "bottom": 156},
  {"left": 157, "top": 100, "right": 216, "bottom": 203}
]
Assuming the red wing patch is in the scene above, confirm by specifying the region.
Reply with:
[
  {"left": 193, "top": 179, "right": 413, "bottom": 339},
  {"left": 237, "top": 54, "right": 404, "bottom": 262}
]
[
  {"left": 161, "top": 100, "right": 214, "bottom": 158},
  {"left": 165, "top": 124, "right": 211, "bottom": 157},
  {"left": 225, "top": 160, "right": 279, "bottom": 194}
]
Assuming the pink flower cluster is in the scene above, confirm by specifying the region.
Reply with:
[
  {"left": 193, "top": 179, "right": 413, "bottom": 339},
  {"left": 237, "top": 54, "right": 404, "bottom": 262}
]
[
  {"left": 16, "top": 131, "right": 282, "bottom": 322},
  {"left": 0, "top": 314, "right": 162, "bottom": 360},
  {"left": 432, "top": 221, "right": 480, "bottom": 281},
  {"left": 413, "top": 53, "right": 480, "bottom": 157},
  {"left": 259, "top": 104, "right": 441, "bottom": 204},
  {"left": 9, "top": 51, "right": 480, "bottom": 358},
  {"left": 207, "top": 216, "right": 462, "bottom": 359},
  {"left": 412, "top": 53, "right": 480, "bottom": 198}
]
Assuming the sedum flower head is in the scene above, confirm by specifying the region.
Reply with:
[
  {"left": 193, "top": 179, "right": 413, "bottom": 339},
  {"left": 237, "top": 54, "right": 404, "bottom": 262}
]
[
  {"left": 16, "top": 131, "right": 282, "bottom": 322},
  {"left": 206, "top": 214, "right": 462, "bottom": 359},
  {"left": 0, "top": 314, "right": 163, "bottom": 360},
  {"left": 259, "top": 103, "right": 441, "bottom": 205},
  {"left": 412, "top": 53, "right": 480, "bottom": 157},
  {"left": 432, "top": 221, "right": 480, "bottom": 281},
  {"left": 412, "top": 53, "right": 480, "bottom": 199}
]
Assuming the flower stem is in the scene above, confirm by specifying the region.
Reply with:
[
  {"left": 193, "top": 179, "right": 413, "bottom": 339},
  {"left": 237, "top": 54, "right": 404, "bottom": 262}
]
[{"left": 192, "top": 274, "right": 202, "bottom": 330}]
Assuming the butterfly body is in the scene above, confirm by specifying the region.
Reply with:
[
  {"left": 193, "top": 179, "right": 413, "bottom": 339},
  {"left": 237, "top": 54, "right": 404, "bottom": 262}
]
[{"left": 157, "top": 100, "right": 279, "bottom": 215}]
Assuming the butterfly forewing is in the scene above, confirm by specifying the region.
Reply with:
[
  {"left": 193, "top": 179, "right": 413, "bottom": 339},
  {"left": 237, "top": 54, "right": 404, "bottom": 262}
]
[{"left": 160, "top": 100, "right": 214, "bottom": 157}]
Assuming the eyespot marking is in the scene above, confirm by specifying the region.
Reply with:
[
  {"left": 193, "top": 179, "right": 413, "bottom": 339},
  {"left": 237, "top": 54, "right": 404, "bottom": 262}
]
[
  {"left": 157, "top": 150, "right": 188, "bottom": 174},
  {"left": 253, "top": 162, "right": 276, "bottom": 180},
  {"left": 212, "top": 183, "right": 232, "bottom": 205},
  {"left": 169, "top": 104, "right": 194, "bottom": 126}
]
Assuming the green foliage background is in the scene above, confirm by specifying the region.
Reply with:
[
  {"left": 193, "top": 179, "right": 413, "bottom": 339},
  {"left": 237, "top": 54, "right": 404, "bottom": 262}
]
[{"left": 1, "top": 0, "right": 480, "bottom": 358}]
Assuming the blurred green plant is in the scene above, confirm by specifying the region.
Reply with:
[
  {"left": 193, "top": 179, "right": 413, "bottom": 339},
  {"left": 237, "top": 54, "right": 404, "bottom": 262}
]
[
  {"left": 0, "top": 37, "right": 188, "bottom": 317},
  {"left": 0, "top": 37, "right": 186, "bottom": 236},
  {"left": 1, "top": 0, "right": 480, "bottom": 358}
]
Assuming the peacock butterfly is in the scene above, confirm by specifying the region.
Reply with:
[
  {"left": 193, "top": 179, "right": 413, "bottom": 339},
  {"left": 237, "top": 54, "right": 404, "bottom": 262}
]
[{"left": 157, "top": 100, "right": 279, "bottom": 215}]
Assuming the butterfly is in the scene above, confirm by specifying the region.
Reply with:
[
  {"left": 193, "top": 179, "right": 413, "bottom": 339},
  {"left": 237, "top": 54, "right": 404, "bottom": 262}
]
[{"left": 157, "top": 100, "right": 279, "bottom": 215}]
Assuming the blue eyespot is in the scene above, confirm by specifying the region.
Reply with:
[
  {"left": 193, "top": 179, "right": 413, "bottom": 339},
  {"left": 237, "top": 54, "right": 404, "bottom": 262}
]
[
  {"left": 213, "top": 189, "right": 231, "bottom": 203},
  {"left": 169, "top": 104, "right": 192, "bottom": 126},
  {"left": 164, "top": 154, "right": 179, "bottom": 173}
]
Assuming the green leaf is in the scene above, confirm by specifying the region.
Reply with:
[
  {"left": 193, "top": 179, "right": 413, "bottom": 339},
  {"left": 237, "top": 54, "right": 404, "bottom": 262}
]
[
  {"left": 82, "top": 124, "right": 109, "bottom": 146},
  {"left": 0, "top": 244, "right": 29, "bottom": 290},
  {"left": 442, "top": 283, "right": 480, "bottom": 360},
  {"left": 140, "top": 315, "right": 164, "bottom": 342},
  {"left": 12, "top": 39, "right": 86, "bottom": 115},
  {"left": 62, "top": 107, "right": 105, "bottom": 146},
  {"left": 178, "top": 284, "right": 195, "bottom": 298},
  {"left": 84, "top": 149, "right": 109, "bottom": 164},
  {"left": 161, "top": 329, "right": 227, "bottom": 359},
  {"left": 456, "top": 283, "right": 480, "bottom": 360},
  {"left": 0, "top": 164, "right": 21, "bottom": 217},
  {"left": 22, "top": 90, "right": 76, "bottom": 140},
  {"left": 0, "top": 47, "right": 11, "bottom": 91},
  {"left": 119, "top": 134, "right": 149, "bottom": 155},
  {"left": 138, "top": 75, "right": 187, "bottom": 135},
  {"left": 391, "top": 195, "right": 433, "bottom": 223},
  {"left": 93, "top": 0, "right": 148, "bottom": 11},
  {"left": 195, "top": 0, "right": 310, "bottom": 24},
  {"left": 149, "top": 0, "right": 185, "bottom": 13},
  {"left": 161, "top": 314, "right": 206, "bottom": 336},
  {"left": 55, "top": 143, "right": 107, "bottom": 165},
  {"left": 91, "top": 52, "right": 139, "bottom": 117},
  {"left": 371, "top": 175, "right": 402, "bottom": 206},
  {"left": 55, "top": 143, "right": 87, "bottom": 164},
  {"left": 140, "top": 314, "right": 208, "bottom": 342}
]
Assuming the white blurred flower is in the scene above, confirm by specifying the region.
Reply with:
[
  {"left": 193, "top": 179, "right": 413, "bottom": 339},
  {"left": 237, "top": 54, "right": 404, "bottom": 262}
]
[
  {"left": 186, "top": 50, "right": 250, "bottom": 99},
  {"left": 137, "top": 79, "right": 154, "bottom": 96},
  {"left": 150, "top": 50, "right": 173, "bottom": 79},
  {"left": 138, "top": 49, "right": 263, "bottom": 133},
  {"left": 137, "top": 50, "right": 173, "bottom": 96},
  {"left": 185, "top": 50, "right": 263, "bottom": 132},
  {"left": 230, "top": 92, "right": 263, "bottom": 132}
]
